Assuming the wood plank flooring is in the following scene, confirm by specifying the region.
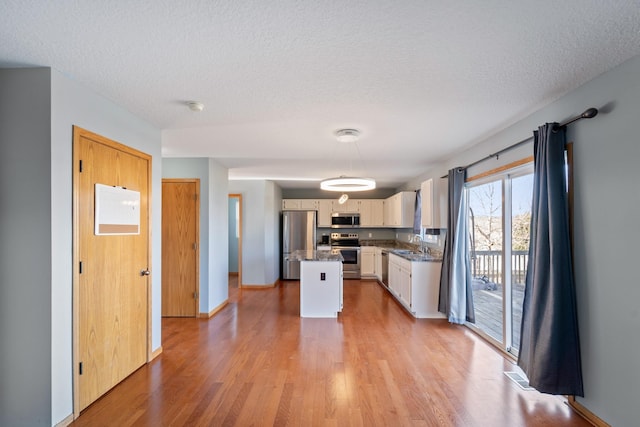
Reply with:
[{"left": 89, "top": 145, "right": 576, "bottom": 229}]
[{"left": 71, "top": 280, "right": 590, "bottom": 426}]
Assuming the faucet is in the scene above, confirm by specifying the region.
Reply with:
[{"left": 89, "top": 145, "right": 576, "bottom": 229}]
[{"left": 412, "top": 234, "right": 425, "bottom": 253}]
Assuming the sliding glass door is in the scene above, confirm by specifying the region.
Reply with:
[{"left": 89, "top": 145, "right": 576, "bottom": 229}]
[{"left": 467, "top": 165, "right": 533, "bottom": 356}]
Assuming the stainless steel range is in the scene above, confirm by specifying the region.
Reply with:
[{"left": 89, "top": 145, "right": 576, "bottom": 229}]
[{"left": 330, "top": 232, "right": 360, "bottom": 279}]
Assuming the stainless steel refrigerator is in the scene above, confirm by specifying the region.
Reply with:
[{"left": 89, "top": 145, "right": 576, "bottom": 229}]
[{"left": 282, "top": 210, "right": 317, "bottom": 279}]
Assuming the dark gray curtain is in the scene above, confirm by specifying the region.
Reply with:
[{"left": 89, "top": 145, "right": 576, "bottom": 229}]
[
  {"left": 413, "top": 189, "right": 422, "bottom": 234},
  {"left": 438, "top": 168, "right": 474, "bottom": 323},
  {"left": 517, "top": 123, "right": 584, "bottom": 396}
]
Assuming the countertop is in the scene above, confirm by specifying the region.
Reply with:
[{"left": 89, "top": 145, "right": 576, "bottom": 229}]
[
  {"left": 387, "top": 249, "right": 442, "bottom": 263},
  {"left": 360, "top": 240, "right": 443, "bottom": 262},
  {"left": 286, "top": 249, "right": 343, "bottom": 262}
]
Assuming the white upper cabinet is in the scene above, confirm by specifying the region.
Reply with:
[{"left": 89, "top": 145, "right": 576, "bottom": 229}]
[
  {"left": 300, "top": 199, "right": 319, "bottom": 210},
  {"left": 282, "top": 199, "right": 301, "bottom": 210},
  {"left": 384, "top": 191, "right": 416, "bottom": 228},
  {"left": 420, "top": 179, "right": 434, "bottom": 228},
  {"left": 282, "top": 199, "right": 319, "bottom": 210},
  {"left": 283, "top": 198, "right": 386, "bottom": 227},
  {"left": 359, "top": 199, "right": 385, "bottom": 227},
  {"left": 331, "top": 199, "right": 359, "bottom": 213},
  {"left": 317, "top": 199, "right": 333, "bottom": 227}
]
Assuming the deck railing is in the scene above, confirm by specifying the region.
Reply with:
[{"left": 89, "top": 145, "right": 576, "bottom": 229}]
[{"left": 471, "top": 250, "right": 528, "bottom": 285}]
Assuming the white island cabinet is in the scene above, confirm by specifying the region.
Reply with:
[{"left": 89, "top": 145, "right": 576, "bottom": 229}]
[{"left": 300, "top": 258, "right": 343, "bottom": 318}]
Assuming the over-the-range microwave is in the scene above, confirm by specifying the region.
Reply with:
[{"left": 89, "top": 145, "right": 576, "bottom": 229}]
[{"left": 331, "top": 212, "right": 360, "bottom": 228}]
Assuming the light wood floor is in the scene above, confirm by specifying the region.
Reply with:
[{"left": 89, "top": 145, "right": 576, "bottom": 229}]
[{"left": 71, "top": 280, "right": 590, "bottom": 426}]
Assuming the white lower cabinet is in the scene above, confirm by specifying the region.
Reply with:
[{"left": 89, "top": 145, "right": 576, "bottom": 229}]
[
  {"left": 374, "top": 247, "right": 382, "bottom": 280},
  {"left": 388, "top": 254, "right": 444, "bottom": 318},
  {"left": 360, "top": 246, "right": 376, "bottom": 278}
]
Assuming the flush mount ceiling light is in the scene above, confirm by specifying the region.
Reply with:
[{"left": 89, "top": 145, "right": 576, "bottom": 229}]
[
  {"left": 187, "top": 101, "right": 204, "bottom": 112},
  {"left": 321, "top": 128, "right": 376, "bottom": 192}
]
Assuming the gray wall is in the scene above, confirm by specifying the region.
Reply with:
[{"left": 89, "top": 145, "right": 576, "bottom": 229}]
[
  {"left": 567, "top": 56, "right": 639, "bottom": 425},
  {"left": 51, "top": 69, "right": 162, "bottom": 425},
  {"left": 162, "top": 158, "right": 211, "bottom": 312},
  {"left": 162, "top": 157, "right": 229, "bottom": 314},
  {"left": 228, "top": 197, "right": 239, "bottom": 272},
  {"left": 0, "top": 67, "right": 163, "bottom": 426},
  {"left": 228, "top": 180, "right": 281, "bottom": 286},
  {"left": 0, "top": 68, "right": 52, "bottom": 426},
  {"left": 207, "top": 159, "right": 229, "bottom": 308},
  {"left": 404, "top": 55, "right": 640, "bottom": 426}
]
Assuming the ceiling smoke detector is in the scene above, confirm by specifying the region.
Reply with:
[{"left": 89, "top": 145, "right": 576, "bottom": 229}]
[
  {"left": 335, "top": 129, "right": 360, "bottom": 143},
  {"left": 187, "top": 101, "right": 204, "bottom": 112}
]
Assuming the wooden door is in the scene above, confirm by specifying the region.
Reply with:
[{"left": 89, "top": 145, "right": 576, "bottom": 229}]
[
  {"left": 162, "top": 179, "right": 199, "bottom": 317},
  {"left": 73, "top": 127, "right": 151, "bottom": 413}
]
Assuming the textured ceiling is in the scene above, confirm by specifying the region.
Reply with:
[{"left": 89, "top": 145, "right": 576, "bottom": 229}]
[{"left": 2, "top": 0, "right": 640, "bottom": 189}]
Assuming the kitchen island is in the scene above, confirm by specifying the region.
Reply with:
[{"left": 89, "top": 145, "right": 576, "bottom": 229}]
[{"left": 287, "top": 250, "right": 343, "bottom": 318}]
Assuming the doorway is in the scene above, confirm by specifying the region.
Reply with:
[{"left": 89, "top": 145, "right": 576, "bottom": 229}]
[
  {"left": 466, "top": 163, "right": 533, "bottom": 356},
  {"left": 228, "top": 194, "right": 242, "bottom": 288},
  {"left": 72, "top": 127, "right": 151, "bottom": 414},
  {"left": 162, "top": 179, "right": 200, "bottom": 317}
]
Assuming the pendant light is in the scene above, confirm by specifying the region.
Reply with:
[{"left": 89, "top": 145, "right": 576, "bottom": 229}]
[{"left": 320, "top": 129, "right": 376, "bottom": 192}]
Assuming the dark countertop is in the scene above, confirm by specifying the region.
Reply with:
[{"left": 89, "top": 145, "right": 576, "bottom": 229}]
[
  {"left": 286, "top": 249, "right": 343, "bottom": 262},
  {"left": 360, "top": 240, "right": 443, "bottom": 262},
  {"left": 388, "top": 250, "right": 442, "bottom": 263}
]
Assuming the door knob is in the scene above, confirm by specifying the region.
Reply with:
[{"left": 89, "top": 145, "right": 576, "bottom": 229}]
[{"left": 140, "top": 269, "right": 151, "bottom": 276}]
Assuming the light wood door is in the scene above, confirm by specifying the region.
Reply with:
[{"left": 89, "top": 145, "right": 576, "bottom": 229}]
[
  {"left": 162, "top": 179, "right": 199, "bottom": 317},
  {"left": 73, "top": 127, "right": 151, "bottom": 413}
]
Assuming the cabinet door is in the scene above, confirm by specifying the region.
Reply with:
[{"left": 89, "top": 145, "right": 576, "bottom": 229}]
[
  {"left": 360, "top": 199, "right": 384, "bottom": 227},
  {"left": 384, "top": 194, "right": 398, "bottom": 226},
  {"left": 420, "top": 179, "right": 434, "bottom": 228},
  {"left": 282, "top": 199, "right": 301, "bottom": 210},
  {"left": 399, "top": 191, "right": 417, "bottom": 228},
  {"left": 374, "top": 248, "right": 382, "bottom": 279},
  {"left": 371, "top": 200, "right": 385, "bottom": 226},
  {"left": 333, "top": 199, "right": 359, "bottom": 213},
  {"left": 359, "top": 200, "right": 372, "bottom": 226},
  {"left": 317, "top": 200, "right": 332, "bottom": 227},
  {"left": 388, "top": 256, "right": 401, "bottom": 295},
  {"left": 399, "top": 266, "right": 412, "bottom": 308},
  {"left": 361, "top": 250, "right": 375, "bottom": 276},
  {"left": 300, "top": 199, "right": 319, "bottom": 210}
]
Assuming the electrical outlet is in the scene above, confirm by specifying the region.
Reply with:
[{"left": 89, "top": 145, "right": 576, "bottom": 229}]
[{"left": 368, "top": 233, "right": 372, "bottom": 238}]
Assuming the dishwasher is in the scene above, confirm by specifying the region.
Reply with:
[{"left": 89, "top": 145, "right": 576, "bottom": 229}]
[{"left": 381, "top": 249, "right": 389, "bottom": 288}]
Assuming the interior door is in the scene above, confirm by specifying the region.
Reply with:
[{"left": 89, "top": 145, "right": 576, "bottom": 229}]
[
  {"left": 162, "top": 179, "right": 199, "bottom": 317},
  {"left": 73, "top": 127, "right": 151, "bottom": 413}
]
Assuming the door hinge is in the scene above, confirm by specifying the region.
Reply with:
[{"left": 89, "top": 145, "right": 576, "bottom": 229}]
[
  {"left": 79, "top": 261, "right": 83, "bottom": 274},
  {"left": 79, "top": 362, "right": 83, "bottom": 375},
  {"left": 193, "top": 292, "right": 198, "bottom": 299},
  {"left": 194, "top": 194, "right": 198, "bottom": 201},
  {"left": 79, "top": 160, "right": 83, "bottom": 172},
  {"left": 192, "top": 242, "right": 197, "bottom": 250}
]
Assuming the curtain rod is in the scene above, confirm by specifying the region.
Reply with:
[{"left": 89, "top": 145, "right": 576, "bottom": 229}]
[{"left": 440, "top": 107, "right": 598, "bottom": 178}]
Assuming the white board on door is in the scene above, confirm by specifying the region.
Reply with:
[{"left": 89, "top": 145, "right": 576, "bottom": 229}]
[{"left": 95, "top": 183, "right": 141, "bottom": 235}]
